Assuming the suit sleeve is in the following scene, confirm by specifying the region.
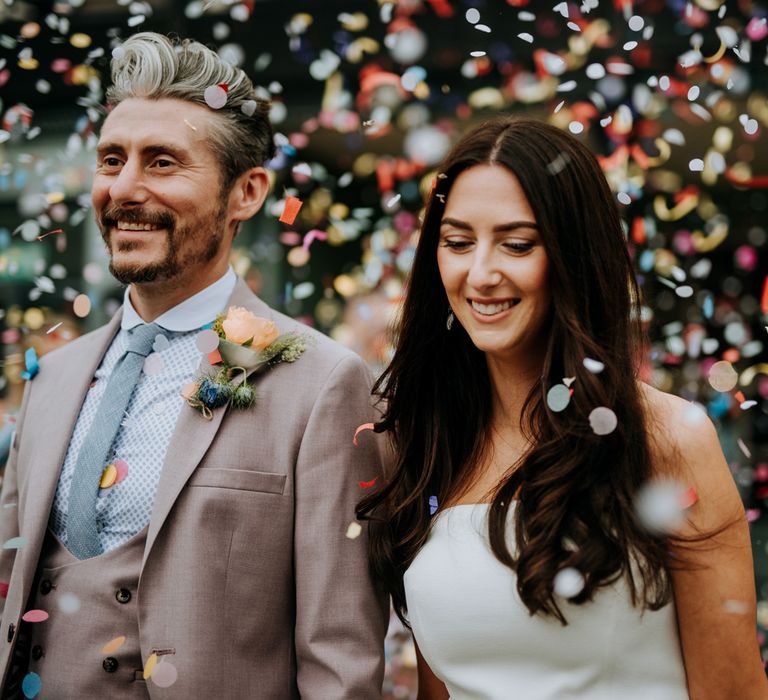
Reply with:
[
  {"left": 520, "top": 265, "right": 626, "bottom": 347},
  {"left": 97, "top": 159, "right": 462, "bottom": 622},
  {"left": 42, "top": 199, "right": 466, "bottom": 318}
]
[
  {"left": 0, "top": 381, "right": 32, "bottom": 617},
  {"left": 293, "top": 353, "right": 389, "bottom": 699}
]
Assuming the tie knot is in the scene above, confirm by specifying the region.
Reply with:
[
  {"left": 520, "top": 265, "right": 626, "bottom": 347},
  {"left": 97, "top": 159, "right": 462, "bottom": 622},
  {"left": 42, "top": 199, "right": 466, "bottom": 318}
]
[{"left": 126, "top": 323, "right": 162, "bottom": 357}]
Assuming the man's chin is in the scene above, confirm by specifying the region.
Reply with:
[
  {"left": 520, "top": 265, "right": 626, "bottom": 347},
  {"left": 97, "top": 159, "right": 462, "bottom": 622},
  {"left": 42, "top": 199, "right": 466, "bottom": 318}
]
[{"left": 109, "top": 260, "right": 179, "bottom": 285}]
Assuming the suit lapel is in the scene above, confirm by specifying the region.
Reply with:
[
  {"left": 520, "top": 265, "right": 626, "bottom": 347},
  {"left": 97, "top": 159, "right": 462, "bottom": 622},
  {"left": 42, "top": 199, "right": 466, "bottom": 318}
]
[
  {"left": 19, "top": 312, "right": 122, "bottom": 593},
  {"left": 143, "top": 279, "right": 272, "bottom": 565}
]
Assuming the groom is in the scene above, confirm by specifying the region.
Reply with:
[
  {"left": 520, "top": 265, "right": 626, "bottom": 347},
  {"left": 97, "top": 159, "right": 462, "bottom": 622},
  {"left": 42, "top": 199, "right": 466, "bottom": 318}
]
[{"left": 0, "top": 32, "right": 387, "bottom": 698}]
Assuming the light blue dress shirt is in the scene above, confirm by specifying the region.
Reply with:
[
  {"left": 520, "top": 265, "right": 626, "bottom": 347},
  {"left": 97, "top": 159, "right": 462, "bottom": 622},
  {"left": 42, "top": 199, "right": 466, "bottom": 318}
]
[{"left": 50, "top": 268, "right": 237, "bottom": 552}]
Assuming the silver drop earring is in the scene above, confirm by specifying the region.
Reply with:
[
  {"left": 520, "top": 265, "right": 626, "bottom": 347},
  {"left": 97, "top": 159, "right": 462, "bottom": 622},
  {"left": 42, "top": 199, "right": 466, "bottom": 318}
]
[{"left": 446, "top": 310, "right": 455, "bottom": 330}]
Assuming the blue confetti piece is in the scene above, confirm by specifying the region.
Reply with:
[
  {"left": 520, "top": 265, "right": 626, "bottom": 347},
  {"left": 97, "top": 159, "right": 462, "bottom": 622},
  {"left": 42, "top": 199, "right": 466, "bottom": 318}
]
[
  {"left": 22, "top": 671, "right": 41, "bottom": 699},
  {"left": 2, "top": 536, "right": 27, "bottom": 550},
  {"left": 429, "top": 495, "right": 438, "bottom": 516},
  {"left": 702, "top": 294, "right": 714, "bottom": 318},
  {"left": 20, "top": 348, "right": 39, "bottom": 381}
]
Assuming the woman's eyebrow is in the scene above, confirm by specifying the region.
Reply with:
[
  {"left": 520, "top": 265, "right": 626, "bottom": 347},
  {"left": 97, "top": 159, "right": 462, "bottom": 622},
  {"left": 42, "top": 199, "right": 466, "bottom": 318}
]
[{"left": 440, "top": 217, "right": 539, "bottom": 232}]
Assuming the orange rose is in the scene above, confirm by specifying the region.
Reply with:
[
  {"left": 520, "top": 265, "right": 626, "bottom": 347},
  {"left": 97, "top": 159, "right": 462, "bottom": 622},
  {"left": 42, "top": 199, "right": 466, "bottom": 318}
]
[{"left": 221, "top": 306, "right": 279, "bottom": 350}]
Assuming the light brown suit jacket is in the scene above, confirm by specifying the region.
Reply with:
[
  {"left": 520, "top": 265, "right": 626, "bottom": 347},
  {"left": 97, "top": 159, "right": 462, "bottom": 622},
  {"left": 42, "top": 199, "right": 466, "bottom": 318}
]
[{"left": 0, "top": 279, "right": 389, "bottom": 698}]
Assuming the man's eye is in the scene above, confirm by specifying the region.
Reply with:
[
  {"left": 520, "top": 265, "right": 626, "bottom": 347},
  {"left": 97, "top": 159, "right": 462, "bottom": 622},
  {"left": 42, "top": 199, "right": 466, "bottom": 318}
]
[
  {"left": 153, "top": 158, "right": 174, "bottom": 168},
  {"left": 102, "top": 157, "right": 122, "bottom": 167}
]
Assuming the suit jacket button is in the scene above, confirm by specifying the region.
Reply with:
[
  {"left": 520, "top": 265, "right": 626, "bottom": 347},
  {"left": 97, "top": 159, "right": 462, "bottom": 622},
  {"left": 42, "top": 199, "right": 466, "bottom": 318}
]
[
  {"left": 39, "top": 580, "right": 53, "bottom": 595},
  {"left": 103, "top": 657, "right": 119, "bottom": 673},
  {"left": 6, "top": 624, "right": 14, "bottom": 643},
  {"left": 115, "top": 588, "right": 132, "bottom": 604},
  {"left": 31, "top": 645, "right": 44, "bottom": 661}
]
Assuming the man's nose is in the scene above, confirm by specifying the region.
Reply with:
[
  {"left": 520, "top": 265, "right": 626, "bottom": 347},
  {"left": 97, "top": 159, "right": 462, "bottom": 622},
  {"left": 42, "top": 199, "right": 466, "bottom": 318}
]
[{"left": 108, "top": 162, "right": 149, "bottom": 207}]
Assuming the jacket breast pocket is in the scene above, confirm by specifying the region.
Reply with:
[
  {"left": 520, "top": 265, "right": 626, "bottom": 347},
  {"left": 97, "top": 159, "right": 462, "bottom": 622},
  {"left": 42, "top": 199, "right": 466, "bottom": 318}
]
[{"left": 187, "top": 468, "right": 286, "bottom": 494}]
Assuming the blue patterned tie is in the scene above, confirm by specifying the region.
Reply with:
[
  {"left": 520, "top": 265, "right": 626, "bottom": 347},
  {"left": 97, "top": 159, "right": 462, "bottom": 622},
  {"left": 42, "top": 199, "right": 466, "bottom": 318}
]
[{"left": 66, "top": 323, "right": 161, "bottom": 559}]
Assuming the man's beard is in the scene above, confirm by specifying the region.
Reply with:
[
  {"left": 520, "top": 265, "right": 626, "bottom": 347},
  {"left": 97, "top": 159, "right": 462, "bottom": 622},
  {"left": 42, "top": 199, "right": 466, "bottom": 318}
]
[{"left": 98, "top": 205, "right": 226, "bottom": 285}]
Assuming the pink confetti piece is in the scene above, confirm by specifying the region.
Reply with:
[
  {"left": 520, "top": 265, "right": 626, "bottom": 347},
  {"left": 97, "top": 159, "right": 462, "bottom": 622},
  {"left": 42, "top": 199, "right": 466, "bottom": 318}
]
[
  {"left": 0, "top": 582, "right": 8, "bottom": 598},
  {"left": 302, "top": 229, "right": 327, "bottom": 250},
  {"left": 151, "top": 660, "right": 179, "bottom": 688},
  {"left": 114, "top": 459, "right": 129, "bottom": 484},
  {"left": 195, "top": 329, "right": 220, "bottom": 354},
  {"left": 353, "top": 423, "right": 374, "bottom": 446},
  {"left": 143, "top": 354, "right": 164, "bottom": 376},
  {"left": 679, "top": 487, "right": 698, "bottom": 509},
  {"left": 22, "top": 610, "right": 49, "bottom": 623}
]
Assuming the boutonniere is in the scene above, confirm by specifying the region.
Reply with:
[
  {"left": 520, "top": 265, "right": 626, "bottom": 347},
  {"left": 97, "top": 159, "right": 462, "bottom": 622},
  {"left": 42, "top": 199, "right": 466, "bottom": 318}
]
[{"left": 186, "top": 306, "right": 307, "bottom": 420}]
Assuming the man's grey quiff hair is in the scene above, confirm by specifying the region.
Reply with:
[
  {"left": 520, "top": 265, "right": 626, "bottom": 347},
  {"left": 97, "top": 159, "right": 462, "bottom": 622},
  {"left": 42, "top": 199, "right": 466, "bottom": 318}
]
[{"left": 106, "top": 32, "right": 275, "bottom": 191}]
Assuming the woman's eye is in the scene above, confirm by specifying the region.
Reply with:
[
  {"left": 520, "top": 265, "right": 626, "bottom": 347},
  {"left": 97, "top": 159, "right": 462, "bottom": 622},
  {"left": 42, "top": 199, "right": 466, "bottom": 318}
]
[
  {"left": 504, "top": 242, "right": 534, "bottom": 253},
  {"left": 441, "top": 240, "right": 471, "bottom": 249}
]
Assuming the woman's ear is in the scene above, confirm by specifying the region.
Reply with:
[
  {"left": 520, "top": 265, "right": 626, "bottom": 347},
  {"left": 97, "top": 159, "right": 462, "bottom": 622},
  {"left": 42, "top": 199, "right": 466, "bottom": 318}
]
[{"left": 228, "top": 167, "right": 271, "bottom": 223}]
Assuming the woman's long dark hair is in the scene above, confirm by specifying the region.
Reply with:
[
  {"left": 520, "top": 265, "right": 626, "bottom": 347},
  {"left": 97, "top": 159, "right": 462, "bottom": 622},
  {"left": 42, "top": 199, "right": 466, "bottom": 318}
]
[{"left": 358, "top": 117, "right": 672, "bottom": 625}]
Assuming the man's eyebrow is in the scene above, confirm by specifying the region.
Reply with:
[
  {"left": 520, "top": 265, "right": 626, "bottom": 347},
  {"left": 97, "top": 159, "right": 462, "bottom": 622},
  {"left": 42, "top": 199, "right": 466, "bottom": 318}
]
[
  {"left": 95, "top": 142, "right": 192, "bottom": 160},
  {"left": 439, "top": 217, "right": 539, "bottom": 232}
]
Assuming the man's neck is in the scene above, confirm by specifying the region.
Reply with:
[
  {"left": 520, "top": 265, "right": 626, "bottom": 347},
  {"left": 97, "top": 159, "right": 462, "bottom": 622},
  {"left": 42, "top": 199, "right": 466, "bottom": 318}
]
[{"left": 128, "top": 263, "right": 229, "bottom": 322}]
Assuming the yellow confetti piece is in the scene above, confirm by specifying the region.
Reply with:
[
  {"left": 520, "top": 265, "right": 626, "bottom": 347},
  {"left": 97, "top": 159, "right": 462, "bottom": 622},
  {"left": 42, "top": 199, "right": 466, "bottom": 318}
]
[
  {"left": 100, "top": 464, "right": 117, "bottom": 489},
  {"left": 101, "top": 636, "right": 126, "bottom": 655},
  {"left": 70, "top": 33, "right": 92, "bottom": 49},
  {"left": 143, "top": 653, "right": 158, "bottom": 680},
  {"left": 18, "top": 58, "right": 39, "bottom": 70}
]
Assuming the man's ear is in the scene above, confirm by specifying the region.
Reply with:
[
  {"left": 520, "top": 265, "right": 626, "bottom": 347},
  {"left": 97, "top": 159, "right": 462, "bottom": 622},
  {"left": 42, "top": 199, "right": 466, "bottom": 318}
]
[{"left": 228, "top": 167, "right": 270, "bottom": 223}]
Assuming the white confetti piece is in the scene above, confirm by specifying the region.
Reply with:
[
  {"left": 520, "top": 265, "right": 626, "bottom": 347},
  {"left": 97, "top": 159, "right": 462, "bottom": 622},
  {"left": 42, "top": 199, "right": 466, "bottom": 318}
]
[
  {"left": 635, "top": 480, "right": 688, "bottom": 534},
  {"left": 546, "top": 384, "right": 571, "bottom": 412},
  {"left": 553, "top": 568, "right": 584, "bottom": 598},
  {"left": 518, "top": 33, "right": 534, "bottom": 43},
  {"left": 204, "top": 84, "right": 228, "bottom": 109},
  {"left": 688, "top": 158, "right": 704, "bottom": 172},
  {"left": 708, "top": 361, "right": 738, "bottom": 392},
  {"left": 737, "top": 438, "right": 751, "bottom": 459},
  {"left": 346, "top": 522, "right": 362, "bottom": 539},
  {"left": 588, "top": 407, "right": 617, "bottom": 435},
  {"left": 582, "top": 358, "right": 604, "bottom": 374}
]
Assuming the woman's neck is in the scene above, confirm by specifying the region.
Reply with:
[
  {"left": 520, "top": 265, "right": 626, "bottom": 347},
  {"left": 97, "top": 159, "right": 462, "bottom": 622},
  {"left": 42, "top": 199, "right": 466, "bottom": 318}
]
[{"left": 486, "top": 352, "right": 543, "bottom": 436}]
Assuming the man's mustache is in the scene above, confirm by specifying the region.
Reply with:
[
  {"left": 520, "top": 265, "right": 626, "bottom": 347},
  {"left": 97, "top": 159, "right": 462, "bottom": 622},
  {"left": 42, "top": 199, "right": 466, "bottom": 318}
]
[{"left": 100, "top": 207, "right": 176, "bottom": 231}]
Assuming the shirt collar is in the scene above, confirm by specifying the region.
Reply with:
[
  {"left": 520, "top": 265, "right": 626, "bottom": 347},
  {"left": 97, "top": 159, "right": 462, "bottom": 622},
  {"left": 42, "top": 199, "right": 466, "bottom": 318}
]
[{"left": 121, "top": 267, "right": 237, "bottom": 332}]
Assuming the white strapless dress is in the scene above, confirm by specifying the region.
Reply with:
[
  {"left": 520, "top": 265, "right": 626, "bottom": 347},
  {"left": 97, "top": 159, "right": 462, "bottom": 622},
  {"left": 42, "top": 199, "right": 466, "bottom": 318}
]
[{"left": 404, "top": 503, "right": 689, "bottom": 699}]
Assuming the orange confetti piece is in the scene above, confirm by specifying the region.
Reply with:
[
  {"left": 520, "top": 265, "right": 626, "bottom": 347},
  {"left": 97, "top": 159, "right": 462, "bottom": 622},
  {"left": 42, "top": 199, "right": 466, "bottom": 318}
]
[
  {"left": 735, "top": 390, "right": 746, "bottom": 404},
  {"left": 217, "top": 82, "right": 229, "bottom": 92},
  {"left": 279, "top": 196, "right": 303, "bottom": 225},
  {"left": 358, "top": 477, "right": 378, "bottom": 489},
  {"left": 208, "top": 349, "right": 223, "bottom": 365},
  {"left": 36, "top": 228, "right": 64, "bottom": 240},
  {"left": 102, "top": 635, "right": 126, "bottom": 655},
  {"left": 679, "top": 487, "right": 698, "bottom": 509},
  {"left": 353, "top": 422, "right": 374, "bottom": 446},
  {"left": 761, "top": 276, "right": 768, "bottom": 314}
]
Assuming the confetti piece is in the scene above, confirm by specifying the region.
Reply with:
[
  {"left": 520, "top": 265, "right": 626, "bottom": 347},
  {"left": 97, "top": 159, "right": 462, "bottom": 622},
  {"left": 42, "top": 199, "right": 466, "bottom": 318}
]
[
  {"left": 20, "top": 348, "right": 39, "bottom": 381},
  {"left": 518, "top": 33, "right": 534, "bottom": 43},
  {"left": 72, "top": 294, "right": 91, "bottom": 318},
  {"left": 3, "top": 537, "right": 27, "bottom": 550},
  {"left": 302, "top": 229, "right": 327, "bottom": 250},
  {"left": 241, "top": 100, "right": 257, "bottom": 116},
  {"left": 553, "top": 568, "right": 585, "bottom": 598},
  {"left": 21, "top": 672, "right": 41, "bottom": 699},
  {"left": 114, "top": 459, "right": 129, "bottom": 484},
  {"left": 0, "top": 582, "right": 8, "bottom": 598},
  {"left": 195, "top": 329, "right": 220, "bottom": 354},
  {"left": 546, "top": 384, "right": 571, "bottom": 412},
  {"left": 588, "top": 407, "right": 617, "bottom": 435},
  {"left": 151, "top": 660, "right": 179, "bottom": 688},
  {"left": 345, "top": 522, "right": 362, "bottom": 539},
  {"left": 207, "top": 349, "right": 223, "bottom": 365},
  {"left": 204, "top": 85, "right": 228, "bottom": 109},
  {"left": 143, "top": 653, "right": 158, "bottom": 680},
  {"left": 100, "top": 464, "right": 118, "bottom": 489},
  {"left": 708, "top": 361, "right": 738, "bottom": 392},
  {"left": 279, "top": 196, "right": 303, "bottom": 225},
  {"left": 562, "top": 377, "right": 575, "bottom": 388},
  {"left": 635, "top": 480, "right": 688, "bottom": 534},
  {"left": 183, "top": 119, "right": 197, "bottom": 131},
  {"left": 429, "top": 495, "right": 439, "bottom": 515},
  {"left": 102, "top": 636, "right": 127, "bottom": 655},
  {"left": 358, "top": 477, "right": 378, "bottom": 489},
  {"left": 737, "top": 438, "right": 751, "bottom": 459},
  {"left": 582, "top": 358, "right": 604, "bottom": 373},
  {"left": 740, "top": 400, "right": 757, "bottom": 410},
  {"left": 152, "top": 334, "right": 170, "bottom": 353},
  {"left": 21, "top": 610, "right": 48, "bottom": 623},
  {"left": 35, "top": 228, "right": 64, "bottom": 241},
  {"left": 57, "top": 592, "right": 81, "bottom": 614},
  {"left": 679, "top": 487, "right": 698, "bottom": 509},
  {"left": 723, "top": 599, "right": 750, "bottom": 615},
  {"left": 761, "top": 276, "right": 768, "bottom": 314},
  {"left": 143, "top": 354, "right": 164, "bottom": 376},
  {"left": 46, "top": 322, "right": 63, "bottom": 335},
  {"left": 353, "top": 423, "right": 374, "bottom": 446}
]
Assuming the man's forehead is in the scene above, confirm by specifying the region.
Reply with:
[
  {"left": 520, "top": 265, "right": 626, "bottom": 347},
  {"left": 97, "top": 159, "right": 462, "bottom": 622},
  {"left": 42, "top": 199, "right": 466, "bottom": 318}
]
[{"left": 98, "top": 97, "right": 214, "bottom": 149}]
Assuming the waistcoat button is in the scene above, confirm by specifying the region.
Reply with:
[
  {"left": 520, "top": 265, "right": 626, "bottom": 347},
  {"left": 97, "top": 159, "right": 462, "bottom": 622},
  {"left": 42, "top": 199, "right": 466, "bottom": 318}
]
[
  {"left": 103, "top": 657, "right": 119, "bottom": 673},
  {"left": 39, "top": 580, "right": 53, "bottom": 595},
  {"left": 6, "top": 624, "right": 14, "bottom": 643},
  {"left": 31, "top": 645, "right": 44, "bottom": 661},
  {"left": 115, "top": 588, "right": 132, "bottom": 604}
]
